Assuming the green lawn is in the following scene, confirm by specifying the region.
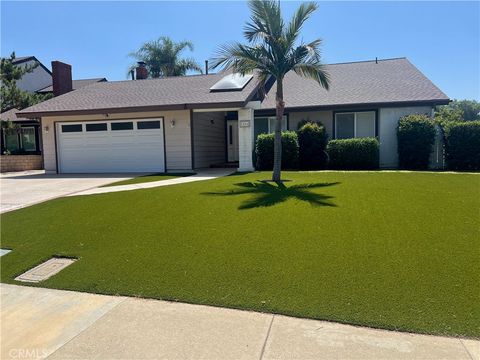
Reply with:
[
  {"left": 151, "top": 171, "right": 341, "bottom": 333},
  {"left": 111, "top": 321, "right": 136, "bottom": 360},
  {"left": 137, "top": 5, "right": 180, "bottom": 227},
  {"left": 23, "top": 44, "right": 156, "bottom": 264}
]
[
  {"left": 1, "top": 171, "right": 479, "bottom": 338},
  {"left": 100, "top": 172, "right": 195, "bottom": 187}
]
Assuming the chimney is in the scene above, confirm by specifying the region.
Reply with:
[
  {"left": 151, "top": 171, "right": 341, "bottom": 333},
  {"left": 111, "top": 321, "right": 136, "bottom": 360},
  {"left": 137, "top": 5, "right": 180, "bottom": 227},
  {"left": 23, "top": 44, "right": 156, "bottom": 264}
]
[
  {"left": 52, "top": 61, "right": 73, "bottom": 96},
  {"left": 135, "top": 61, "right": 148, "bottom": 80},
  {"left": 205, "top": 60, "right": 209, "bottom": 75}
]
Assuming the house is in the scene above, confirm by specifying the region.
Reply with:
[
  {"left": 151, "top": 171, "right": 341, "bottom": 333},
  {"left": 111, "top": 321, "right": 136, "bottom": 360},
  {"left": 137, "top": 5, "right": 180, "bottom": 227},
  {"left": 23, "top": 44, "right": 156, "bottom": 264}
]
[
  {"left": 0, "top": 108, "right": 43, "bottom": 172},
  {"left": 11, "top": 56, "right": 107, "bottom": 95},
  {"left": 1, "top": 57, "right": 106, "bottom": 172},
  {"left": 18, "top": 58, "right": 449, "bottom": 174}
]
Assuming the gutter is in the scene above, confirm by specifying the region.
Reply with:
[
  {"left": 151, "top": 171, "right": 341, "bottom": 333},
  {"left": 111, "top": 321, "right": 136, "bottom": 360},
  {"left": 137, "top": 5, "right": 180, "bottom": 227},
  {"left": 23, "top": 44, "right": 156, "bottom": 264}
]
[{"left": 17, "top": 101, "right": 248, "bottom": 119}]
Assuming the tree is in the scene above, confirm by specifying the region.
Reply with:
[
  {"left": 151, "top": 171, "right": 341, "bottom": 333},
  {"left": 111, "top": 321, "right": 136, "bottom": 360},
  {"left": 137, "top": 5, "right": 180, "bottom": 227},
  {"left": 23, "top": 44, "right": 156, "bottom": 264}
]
[
  {"left": 129, "top": 36, "right": 202, "bottom": 78},
  {"left": 211, "top": 0, "right": 330, "bottom": 183},
  {"left": 0, "top": 52, "right": 52, "bottom": 113},
  {"left": 435, "top": 99, "right": 480, "bottom": 123}
]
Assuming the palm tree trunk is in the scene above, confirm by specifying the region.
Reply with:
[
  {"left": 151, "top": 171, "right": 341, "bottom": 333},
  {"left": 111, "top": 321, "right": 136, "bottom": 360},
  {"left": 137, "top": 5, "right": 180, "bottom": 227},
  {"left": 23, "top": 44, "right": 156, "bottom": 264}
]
[{"left": 272, "top": 78, "right": 285, "bottom": 183}]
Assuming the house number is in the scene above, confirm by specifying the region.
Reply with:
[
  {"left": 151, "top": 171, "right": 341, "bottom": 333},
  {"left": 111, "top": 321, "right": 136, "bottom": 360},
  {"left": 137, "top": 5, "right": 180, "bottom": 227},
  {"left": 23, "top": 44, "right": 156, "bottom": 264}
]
[{"left": 239, "top": 120, "right": 250, "bottom": 128}]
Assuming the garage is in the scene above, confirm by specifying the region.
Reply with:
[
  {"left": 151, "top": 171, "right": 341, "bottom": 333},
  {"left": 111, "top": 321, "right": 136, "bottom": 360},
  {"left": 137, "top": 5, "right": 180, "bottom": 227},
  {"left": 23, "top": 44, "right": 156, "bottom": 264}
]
[{"left": 56, "top": 119, "right": 165, "bottom": 173}]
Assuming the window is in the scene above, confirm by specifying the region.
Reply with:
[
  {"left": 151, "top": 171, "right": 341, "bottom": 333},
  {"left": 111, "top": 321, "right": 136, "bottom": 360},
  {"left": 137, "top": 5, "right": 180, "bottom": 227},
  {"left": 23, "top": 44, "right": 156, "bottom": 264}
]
[
  {"left": 21, "top": 127, "right": 36, "bottom": 151},
  {"left": 61, "top": 124, "right": 82, "bottom": 133},
  {"left": 86, "top": 123, "right": 107, "bottom": 132},
  {"left": 335, "top": 113, "right": 354, "bottom": 139},
  {"left": 111, "top": 122, "right": 133, "bottom": 131},
  {"left": 137, "top": 120, "right": 161, "bottom": 130},
  {"left": 267, "top": 117, "right": 288, "bottom": 133},
  {"left": 335, "top": 111, "right": 375, "bottom": 139},
  {"left": 4, "top": 132, "right": 19, "bottom": 152}
]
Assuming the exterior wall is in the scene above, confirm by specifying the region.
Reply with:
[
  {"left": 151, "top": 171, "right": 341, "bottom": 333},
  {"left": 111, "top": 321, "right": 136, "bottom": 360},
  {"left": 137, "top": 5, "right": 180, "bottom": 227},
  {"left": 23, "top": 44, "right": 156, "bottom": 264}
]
[
  {"left": 0, "top": 155, "right": 43, "bottom": 172},
  {"left": 192, "top": 112, "right": 226, "bottom": 168},
  {"left": 378, "top": 106, "right": 433, "bottom": 168},
  {"left": 288, "top": 111, "right": 333, "bottom": 137},
  {"left": 15, "top": 60, "right": 52, "bottom": 93},
  {"left": 41, "top": 110, "right": 192, "bottom": 173}
]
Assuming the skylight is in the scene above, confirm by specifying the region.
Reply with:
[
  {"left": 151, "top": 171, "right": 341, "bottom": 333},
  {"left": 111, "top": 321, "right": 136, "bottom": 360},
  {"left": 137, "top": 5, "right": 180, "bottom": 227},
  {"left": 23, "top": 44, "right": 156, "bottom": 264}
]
[{"left": 210, "top": 73, "right": 253, "bottom": 92}]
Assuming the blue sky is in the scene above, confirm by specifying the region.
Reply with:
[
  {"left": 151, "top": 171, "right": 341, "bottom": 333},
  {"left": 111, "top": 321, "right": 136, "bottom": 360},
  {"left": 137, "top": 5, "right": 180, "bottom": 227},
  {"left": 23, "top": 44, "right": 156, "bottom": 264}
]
[{"left": 1, "top": 1, "right": 479, "bottom": 100}]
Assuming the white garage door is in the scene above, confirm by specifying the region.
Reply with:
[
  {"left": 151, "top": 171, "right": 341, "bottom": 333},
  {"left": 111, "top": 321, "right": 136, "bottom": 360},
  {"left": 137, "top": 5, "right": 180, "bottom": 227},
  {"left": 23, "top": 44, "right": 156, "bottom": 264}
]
[{"left": 57, "top": 119, "right": 165, "bottom": 173}]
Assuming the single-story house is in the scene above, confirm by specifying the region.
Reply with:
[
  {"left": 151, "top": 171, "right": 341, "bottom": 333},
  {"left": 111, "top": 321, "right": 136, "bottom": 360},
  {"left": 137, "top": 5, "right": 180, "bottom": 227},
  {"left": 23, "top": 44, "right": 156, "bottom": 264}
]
[{"left": 18, "top": 57, "right": 449, "bottom": 174}]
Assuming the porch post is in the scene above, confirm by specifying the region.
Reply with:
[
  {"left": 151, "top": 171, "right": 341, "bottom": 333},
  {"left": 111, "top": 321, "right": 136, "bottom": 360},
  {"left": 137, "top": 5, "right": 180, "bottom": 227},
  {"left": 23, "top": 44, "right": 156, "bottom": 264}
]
[{"left": 237, "top": 108, "right": 255, "bottom": 172}]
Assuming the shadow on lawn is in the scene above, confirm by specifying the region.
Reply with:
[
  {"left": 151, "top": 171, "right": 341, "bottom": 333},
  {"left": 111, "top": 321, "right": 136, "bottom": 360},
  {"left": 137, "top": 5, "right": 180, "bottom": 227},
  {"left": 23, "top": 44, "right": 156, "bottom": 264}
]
[{"left": 203, "top": 181, "right": 339, "bottom": 209}]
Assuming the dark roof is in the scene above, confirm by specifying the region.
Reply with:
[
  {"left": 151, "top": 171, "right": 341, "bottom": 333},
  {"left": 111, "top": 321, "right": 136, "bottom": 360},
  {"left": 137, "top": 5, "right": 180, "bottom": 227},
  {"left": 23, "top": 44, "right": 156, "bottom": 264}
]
[
  {"left": 261, "top": 58, "right": 449, "bottom": 110},
  {"left": 19, "top": 57, "right": 449, "bottom": 117},
  {"left": 19, "top": 72, "right": 260, "bottom": 117},
  {"left": 12, "top": 56, "right": 35, "bottom": 64},
  {"left": 36, "top": 78, "right": 108, "bottom": 93},
  {"left": 12, "top": 56, "right": 52, "bottom": 75},
  {"left": 0, "top": 108, "right": 30, "bottom": 121}
]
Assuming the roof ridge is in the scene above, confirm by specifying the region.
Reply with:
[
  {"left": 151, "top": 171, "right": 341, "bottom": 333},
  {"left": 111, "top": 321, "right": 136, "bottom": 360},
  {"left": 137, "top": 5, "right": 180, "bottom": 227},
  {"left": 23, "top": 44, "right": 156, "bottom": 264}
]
[
  {"left": 92, "top": 73, "right": 218, "bottom": 85},
  {"left": 326, "top": 57, "right": 407, "bottom": 66}
]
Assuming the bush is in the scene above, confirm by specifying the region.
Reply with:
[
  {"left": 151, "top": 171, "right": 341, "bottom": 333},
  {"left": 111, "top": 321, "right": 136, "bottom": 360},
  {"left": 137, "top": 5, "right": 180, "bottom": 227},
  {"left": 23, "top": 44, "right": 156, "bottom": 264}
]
[
  {"left": 297, "top": 122, "right": 328, "bottom": 169},
  {"left": 327, "top": 138, "right": 379, "bottom": 170},
  {"left": 296, "top": 119, "right": 325, "bottom": 130},
  {"left": 442, "top": 121, "right": 480, "bottom": 171},
  {"left": 397, "top": 114, "right": 436, "bottom": 169},
  {"left": 255, "top": 131, "right": 299, "bottom": 170}
]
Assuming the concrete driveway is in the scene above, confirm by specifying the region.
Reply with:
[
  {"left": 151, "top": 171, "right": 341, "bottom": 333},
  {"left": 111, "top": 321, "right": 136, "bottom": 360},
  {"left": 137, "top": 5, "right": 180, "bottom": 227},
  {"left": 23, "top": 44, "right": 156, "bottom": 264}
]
[{"left": 0, "top": 171, "right": 136, "bottom": 213}]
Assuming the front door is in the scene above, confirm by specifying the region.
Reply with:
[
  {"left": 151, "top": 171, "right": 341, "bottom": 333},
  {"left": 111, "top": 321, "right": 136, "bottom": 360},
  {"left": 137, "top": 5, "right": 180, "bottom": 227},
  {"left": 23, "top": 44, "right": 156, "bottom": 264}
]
[{"left": 227, "top": 120, "right": 239, "bottom": 162}]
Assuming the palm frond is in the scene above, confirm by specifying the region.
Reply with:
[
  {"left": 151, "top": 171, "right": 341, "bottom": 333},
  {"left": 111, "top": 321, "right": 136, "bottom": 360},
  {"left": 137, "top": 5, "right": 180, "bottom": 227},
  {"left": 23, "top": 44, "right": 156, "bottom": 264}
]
[
  {"left": 285, "top": 2, "right": 318, "bottom": 47},
  {"left": 292, "top": 61, "right": 330, "bottom": 90}
]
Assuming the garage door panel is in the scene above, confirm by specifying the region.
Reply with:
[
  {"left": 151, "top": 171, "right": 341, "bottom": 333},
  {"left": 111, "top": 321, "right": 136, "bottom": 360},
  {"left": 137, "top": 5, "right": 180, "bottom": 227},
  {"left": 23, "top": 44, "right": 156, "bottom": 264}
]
[{"left": 57, "top": 119, "right": 165, "bottom": 173}]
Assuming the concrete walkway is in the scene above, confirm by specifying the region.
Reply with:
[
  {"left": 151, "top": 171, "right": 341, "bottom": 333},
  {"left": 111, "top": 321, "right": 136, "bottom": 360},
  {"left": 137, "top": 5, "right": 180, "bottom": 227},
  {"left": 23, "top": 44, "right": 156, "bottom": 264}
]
[
  {"left": 68, "top": 168, "right": 234, "bottom": 196},
  {"left": 1, "top": 284, "right": 478, "bottom": 360}
]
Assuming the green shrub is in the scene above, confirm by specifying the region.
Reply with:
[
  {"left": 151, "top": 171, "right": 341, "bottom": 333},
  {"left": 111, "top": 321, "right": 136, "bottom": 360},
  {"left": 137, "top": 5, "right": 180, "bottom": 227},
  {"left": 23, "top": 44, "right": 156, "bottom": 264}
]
[
  {"left": 397, "top": 114, "right": 436, "bottom": 169},
  {"left": 442, "top": 121, "right": 480, "bottom": 171},
  {"left": 296, "top": 119, "right": 325, "bottom": 130},
  {"left": 327, "top": 138, "right": 379, "bottom": 170},
  {"left": 255, "top": 131, "right": 299, "bottom": 170},
  {"left": 297, "top": 122, "right": 328, "bottom": 169}
]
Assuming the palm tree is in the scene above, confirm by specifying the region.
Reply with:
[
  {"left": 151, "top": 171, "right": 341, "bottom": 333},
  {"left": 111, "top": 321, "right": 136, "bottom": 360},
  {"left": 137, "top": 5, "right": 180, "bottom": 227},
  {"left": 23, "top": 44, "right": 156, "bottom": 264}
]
[
  {"left": 129, "top": 36, "right": 202, "bottom": 78},
  {"left": 211, "top": 0, "right": 330, "bottom": 183}
]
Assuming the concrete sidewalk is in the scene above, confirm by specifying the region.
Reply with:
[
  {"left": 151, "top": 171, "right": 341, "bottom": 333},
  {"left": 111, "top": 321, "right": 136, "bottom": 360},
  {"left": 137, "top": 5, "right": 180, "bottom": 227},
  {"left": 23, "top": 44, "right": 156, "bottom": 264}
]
[
  {"left": 1, "top": 284, "right": 478, "bottom": 360},
  {"left": 68, "top": 168, "right": 235, "bottom": 196}
]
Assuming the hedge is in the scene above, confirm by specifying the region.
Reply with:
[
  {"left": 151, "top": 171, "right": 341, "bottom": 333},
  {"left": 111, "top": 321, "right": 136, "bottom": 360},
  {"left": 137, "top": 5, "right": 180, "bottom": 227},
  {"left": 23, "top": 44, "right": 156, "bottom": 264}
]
[
  {"left": 443, "top": 121, "right": 480, "bottom": 171},
  {"left": 327, "top": 138, "right": 379, "bottom": 170},
  {"left": 397, "top": 114, "right": 436, "bottom": 169},
  {"left": 255, "top": 131, "right": 299, "bottom": 170},
  {"left": 297, "top": 122, "right": 328, "bottom": 169}
]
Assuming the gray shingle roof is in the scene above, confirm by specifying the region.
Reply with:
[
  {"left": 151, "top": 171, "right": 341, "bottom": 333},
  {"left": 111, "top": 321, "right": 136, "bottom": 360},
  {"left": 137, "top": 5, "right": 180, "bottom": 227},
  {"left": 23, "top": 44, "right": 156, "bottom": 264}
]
[
  {"left": 19, "top": 72, "right": 260, "bottom": 117},
  {"left": 0, "top": 108, "right": 30, "bottom": 121},
  {"left": 36, "top": 78, "right": 107, "bottom": 93},
  {"left": 260, "top": 58, "right": 449, "bottom": 110},
  {"left": 19, "top": 58, "right": 448, "bottom": 117}
]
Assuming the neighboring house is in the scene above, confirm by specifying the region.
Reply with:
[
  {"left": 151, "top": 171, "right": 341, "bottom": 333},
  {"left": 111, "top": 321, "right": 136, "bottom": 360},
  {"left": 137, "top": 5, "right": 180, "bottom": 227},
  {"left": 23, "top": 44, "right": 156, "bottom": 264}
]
[
  {"left": 1, "top": 56, "right": 106, "bottom": 172},
  {"left": 12, "top": 56, "right": 53, "bottom": 93},
  {"left": 35, "top": 78, "right": 107, "bottom": 94},
  {"left": 0, "top": 108, "right": 43, "bottom": 172},
  {"left": 18, "top": 57, "right": 449, "bottom": 174},
  {"left": 11, "top": 56, "right": 107, "bottom": 95}
]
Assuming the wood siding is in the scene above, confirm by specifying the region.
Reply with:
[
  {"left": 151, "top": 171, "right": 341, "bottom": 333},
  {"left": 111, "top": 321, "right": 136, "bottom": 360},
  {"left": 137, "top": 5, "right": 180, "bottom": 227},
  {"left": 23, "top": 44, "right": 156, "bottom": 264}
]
[{"left": 192, "top": 112, "right": 226, "bottom": 168}]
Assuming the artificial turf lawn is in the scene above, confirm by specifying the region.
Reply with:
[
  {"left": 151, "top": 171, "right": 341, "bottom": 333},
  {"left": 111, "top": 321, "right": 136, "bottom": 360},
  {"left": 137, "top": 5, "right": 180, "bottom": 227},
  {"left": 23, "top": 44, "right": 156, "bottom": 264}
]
[
  {"left": 1, "top": 171, "right": 479, "bottom": 338},
  {"left": 100, "top": 172, "right": 195, "bottom": 187}
]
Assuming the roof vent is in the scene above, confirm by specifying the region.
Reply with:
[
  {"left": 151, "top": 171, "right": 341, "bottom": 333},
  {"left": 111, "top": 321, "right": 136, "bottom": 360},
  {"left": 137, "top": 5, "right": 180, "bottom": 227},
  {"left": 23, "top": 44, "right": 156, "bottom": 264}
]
[{"left": 210, "top": 73, "right": 253, "bottom": 92}]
